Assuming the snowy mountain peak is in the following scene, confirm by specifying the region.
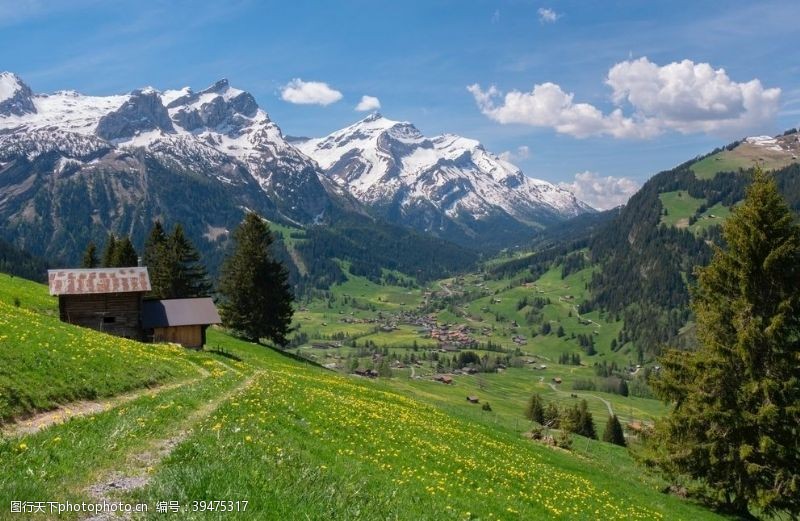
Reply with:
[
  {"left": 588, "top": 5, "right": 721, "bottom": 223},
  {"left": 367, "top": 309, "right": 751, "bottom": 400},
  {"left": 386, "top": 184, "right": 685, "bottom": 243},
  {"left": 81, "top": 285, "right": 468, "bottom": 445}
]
[
  {"left": 96, "top": 88, "right": 174, "bottom": 141},
  {"left": 297, "top": 115, "right": 593, "bottom": 238},
  {"left": 0, "top": 72, "right": 24, "bottom": 100},
  {"left": 0, "top": 72, "right": 36, "bottom": 116},
  {"left": 0, "top": 74, "right": 338, "bottom": 228}
]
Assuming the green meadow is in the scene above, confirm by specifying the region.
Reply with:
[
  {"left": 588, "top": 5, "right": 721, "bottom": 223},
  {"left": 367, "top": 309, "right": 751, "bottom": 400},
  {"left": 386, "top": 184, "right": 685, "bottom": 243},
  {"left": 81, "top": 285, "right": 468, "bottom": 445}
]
[{"left": 0, "top": 273, "right": 729, "bottom": 520}]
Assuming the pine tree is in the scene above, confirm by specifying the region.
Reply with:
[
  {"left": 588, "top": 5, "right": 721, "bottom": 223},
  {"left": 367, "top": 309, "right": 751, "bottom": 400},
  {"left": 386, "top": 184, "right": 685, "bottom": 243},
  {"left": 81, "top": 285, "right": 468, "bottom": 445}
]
[
  {"left": 143, "top": 222, "right": 211, "bottom": 299},
  {"left": 525, "top": 393, "right": 545, "bottom": 424},
  {"left": 648, "top": 170, "right": 800, "bottom": 518},
  {"left": 143, "top": 221, "right": 170, "bottom": 297},
  {"left": 219, "top": 212, "right": 294, "bottom": 346},
  {"left": 576, "top": 399, "right": 597, "bottom": 439},
  {"left": 82, "top": 241, "right": 98, "bottom": 268},
  {"left": 168, "top": 224, "right": 211, "bottom": 298},
  {"left": 543, "top": 402, "right": 560, "bottom": 428},
  {"left": 112, "top": 236, "right": 138, "bottom": 267},
  {"left": 602, "top": 414, "right": 626, "bottom": 447},
  {"left": 101, "top": 234, "right": 117, "bottom": 267}
]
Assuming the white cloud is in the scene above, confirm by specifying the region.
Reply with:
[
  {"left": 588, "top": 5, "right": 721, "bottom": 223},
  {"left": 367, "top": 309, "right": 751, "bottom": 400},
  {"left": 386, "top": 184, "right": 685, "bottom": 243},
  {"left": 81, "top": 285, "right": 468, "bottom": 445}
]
[
  {"left": 468, "top": 82, "right": 650, "bottom": 139},
  {"left": 559, "top": 171, "right": 640, "bottom": 210},
  {"left": 281, "top": 78, "right": 342, "bottom": 106},
  {"left": 537, "top": 8, "right": 559, "bottom": 23},
  {"left": 498, "top": 145, "right": 530, "bottom": 163},
  {"left": 468, "top": 57, "right": 781, "bottom": 139},
  {"left": 355, "top": 95, "right": 381, "bottom": 112}
]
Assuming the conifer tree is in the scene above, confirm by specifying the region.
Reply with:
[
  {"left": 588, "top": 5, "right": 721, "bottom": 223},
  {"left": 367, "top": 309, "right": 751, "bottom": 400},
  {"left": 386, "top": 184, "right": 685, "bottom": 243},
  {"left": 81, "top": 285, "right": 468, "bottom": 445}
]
[
  {"left": 576, "top": 399, "right": 597, "bottom": 439},
  {"left": 143, "top": 222, "right": 211, "bottom": 298},
  {"left": 543, "top": 402, "right": 560, "bottom": 428},
  {"left": 219, "top": 212, "right": 294, "bottom": 346},
  {"left": 143, "top": 221, "right": 170, "bottom": 297},
  {"left": 169, "top": 224, "right": 211, "bottom": 298},
  {"left": 525, "top": 393, "right": 545, "bottom": 424},
  {"left": 82, "top": 241, "right": 98, "bottom": 268},
  {"left": 111, "top": 236, "right": 138, "bottom": 267},
  {"left": 602, "top": 414, "right": 626, "bottom": 447},
  {"left": 648, "top": 169, "right": 800, "bottom": 518},
  {"left": 101, "top": 234, "right": 117, "bottom": 267}
]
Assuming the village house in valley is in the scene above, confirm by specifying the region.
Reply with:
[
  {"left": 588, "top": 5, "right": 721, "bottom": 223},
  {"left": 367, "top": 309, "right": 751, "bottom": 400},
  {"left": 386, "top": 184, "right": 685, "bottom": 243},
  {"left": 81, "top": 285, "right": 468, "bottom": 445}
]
[{"left": 48, "top": 267, "right": 220, "bottom": 348}]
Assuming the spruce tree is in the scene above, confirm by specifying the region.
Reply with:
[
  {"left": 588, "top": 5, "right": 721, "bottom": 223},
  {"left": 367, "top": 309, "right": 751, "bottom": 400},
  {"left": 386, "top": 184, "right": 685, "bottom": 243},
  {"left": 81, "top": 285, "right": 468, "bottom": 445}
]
[
  {"left": 143, "top": 222, "right": 211, "bottom": 299},
  {"left": 169, "top": 224, "right": 211, "bottom": 298},
  {"left": 649, "top": 170, "right": 800, "bottom": 518},
  {"left": 602, "top": 414, "right": 626, "bottom": 447},
  {"left": 112, "top": 236, "right": 138, "bottom": 267},
  {"left": 101, "top": 234, "right": 117, "bottom": 267},
  {"left": 525, "top": 393, "right": 545, "bottom": 424},
  {"left": 219, "top": 212, "right": 294, "bottom": 346},
  {"left": 576, "top": 399, "right": 597, "bottom": 439},
  {"left": 82, "top": 241, "right": 98, "bottom": 268},
  {"left": 143, "top": 221, "right": 170, "bottom": 297},
  {"left": 543, "top": 402, "right": 560, "bottom": 428}
]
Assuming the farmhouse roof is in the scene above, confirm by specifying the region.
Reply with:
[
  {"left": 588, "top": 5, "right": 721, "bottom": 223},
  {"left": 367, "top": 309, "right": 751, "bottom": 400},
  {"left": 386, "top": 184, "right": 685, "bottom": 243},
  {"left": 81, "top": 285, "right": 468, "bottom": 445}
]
[
  {"left": 48, "top": 267, "right": 151, "bottom": 296},
  {"left": 141, "top": 298, "right": 221, "bottom": 328}
]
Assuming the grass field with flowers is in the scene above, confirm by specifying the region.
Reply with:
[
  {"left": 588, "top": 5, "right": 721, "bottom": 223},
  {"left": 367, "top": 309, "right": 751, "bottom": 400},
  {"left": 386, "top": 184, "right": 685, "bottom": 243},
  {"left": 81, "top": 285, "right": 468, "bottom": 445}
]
[
  {"left": 129, "top": 331, "right": 726, "bottom": 521},
  {"left": 0, "top": 275, "right": 728, "bottom": 520},
  {"left": 0, "top": 297, "right": 200, "bottom": 422}
]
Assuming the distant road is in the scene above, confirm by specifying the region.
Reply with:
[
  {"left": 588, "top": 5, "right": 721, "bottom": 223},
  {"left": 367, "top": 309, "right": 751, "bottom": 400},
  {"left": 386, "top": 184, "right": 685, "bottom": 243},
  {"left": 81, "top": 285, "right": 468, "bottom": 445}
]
[{"left": 547, "top": 382, "right": 614, "bottom": 416}]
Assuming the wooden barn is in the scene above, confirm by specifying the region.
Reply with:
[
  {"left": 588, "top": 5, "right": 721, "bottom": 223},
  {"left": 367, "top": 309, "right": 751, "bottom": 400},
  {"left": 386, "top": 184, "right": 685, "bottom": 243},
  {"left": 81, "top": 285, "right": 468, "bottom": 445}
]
[
  {"left": 141, "top": 298, "right": 221, "bottom": 348},
  {"left": 48, "top": 267, "right": 151, "bottom": 339}
]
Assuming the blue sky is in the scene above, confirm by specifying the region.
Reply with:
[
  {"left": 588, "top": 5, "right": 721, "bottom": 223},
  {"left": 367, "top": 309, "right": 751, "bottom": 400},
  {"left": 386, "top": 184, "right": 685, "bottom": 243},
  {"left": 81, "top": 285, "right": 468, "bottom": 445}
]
[{"left": 2, "top": 0, "right": 799, "bottom": 205}]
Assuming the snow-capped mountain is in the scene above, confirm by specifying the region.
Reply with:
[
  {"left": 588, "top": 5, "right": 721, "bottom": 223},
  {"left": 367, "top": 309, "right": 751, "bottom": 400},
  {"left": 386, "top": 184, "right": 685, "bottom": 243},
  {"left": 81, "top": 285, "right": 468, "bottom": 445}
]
[
  {"left": 296, "top": 113, "right": 593, "bottom": 244},
  {"left": 0, "top": 73, "right": 337, "bottom": 222},
  {"left": 0, "top": 71, "right": 592, "bottom": 266},
  {"left": 0, "top": 72, "right": 344, "bottom": 264}
]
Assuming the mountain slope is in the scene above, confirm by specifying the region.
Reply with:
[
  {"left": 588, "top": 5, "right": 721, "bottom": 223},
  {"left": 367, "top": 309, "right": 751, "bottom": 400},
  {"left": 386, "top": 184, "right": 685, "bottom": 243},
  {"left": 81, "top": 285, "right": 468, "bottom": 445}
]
[
  {"left": 296, "top": 113, "right": 593, "bottom": 248},
  {"left": 488, "top": 132, "right": 800, "bottom": 360}
]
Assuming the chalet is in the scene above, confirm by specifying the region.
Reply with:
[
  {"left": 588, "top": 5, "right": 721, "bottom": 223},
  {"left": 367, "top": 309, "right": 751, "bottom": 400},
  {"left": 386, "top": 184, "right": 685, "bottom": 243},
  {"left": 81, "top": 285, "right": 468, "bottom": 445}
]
[
  {"left": 433, "top": 374, "right": 453, "bottom": 384},
  {"left": 141, "top": 297, "right": 221, "bottom": 349},
  {"left": 466, "top": 395, "right": 480, "bottom": 404},
  {"left": 48, "top": 267, "right": 151, "bottom": 340},
  {"left": 49, "top": 267, "right": 222, "bottom": 349}
]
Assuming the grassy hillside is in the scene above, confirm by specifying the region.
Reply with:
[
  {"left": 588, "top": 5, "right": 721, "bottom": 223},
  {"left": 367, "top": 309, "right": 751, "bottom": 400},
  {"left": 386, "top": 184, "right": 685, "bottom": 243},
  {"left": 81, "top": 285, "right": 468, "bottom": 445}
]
[
  {"left": 0, "top": 299, "right": 200, "bottom": 422},
  {"left": 0, "top": 274, "right": 728, "bottom": 520},
  {"left": 691, "top": 146, "right": 797, "bottom": 180}
]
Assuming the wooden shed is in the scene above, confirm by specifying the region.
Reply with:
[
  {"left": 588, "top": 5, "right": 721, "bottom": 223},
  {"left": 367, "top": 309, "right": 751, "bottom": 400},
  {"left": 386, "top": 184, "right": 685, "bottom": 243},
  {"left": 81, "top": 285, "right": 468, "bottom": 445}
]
[
  {"left": 48, "top": 267, "right": 151, "bottom": 339},
  {"left": 141, "top": 298, "right": 221, "bottom": 348}
]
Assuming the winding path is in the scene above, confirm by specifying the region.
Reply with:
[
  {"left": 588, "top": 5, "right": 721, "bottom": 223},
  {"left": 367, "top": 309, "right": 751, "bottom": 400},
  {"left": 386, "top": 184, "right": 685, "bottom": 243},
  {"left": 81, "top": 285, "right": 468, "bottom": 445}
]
[
  {"left": 1, "top": 358, "right": 221, "bottom": 438},
  {"left": 546, "top": 381, "right": 614, "bottom": 416}
]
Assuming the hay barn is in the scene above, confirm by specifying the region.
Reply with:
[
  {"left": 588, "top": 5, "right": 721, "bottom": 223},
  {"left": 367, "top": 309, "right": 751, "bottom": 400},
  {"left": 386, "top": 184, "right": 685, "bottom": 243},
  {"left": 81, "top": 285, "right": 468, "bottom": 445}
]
[
  {"left": 48, "top": 267, "right": 151, "bottom": 339},
  {"left": 141, "top": 297, "right": 221, "bottom": 348}
]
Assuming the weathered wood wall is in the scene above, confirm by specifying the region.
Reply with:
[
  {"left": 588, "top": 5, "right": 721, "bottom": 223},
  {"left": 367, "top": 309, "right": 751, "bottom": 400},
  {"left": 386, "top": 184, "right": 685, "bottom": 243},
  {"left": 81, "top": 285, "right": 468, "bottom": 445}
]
[
  {"left": 59, "top": 293, "right": 143, "bottom": 339},
  {"left": 153, "top": 325, "right": 204, "bottom": 348}
]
